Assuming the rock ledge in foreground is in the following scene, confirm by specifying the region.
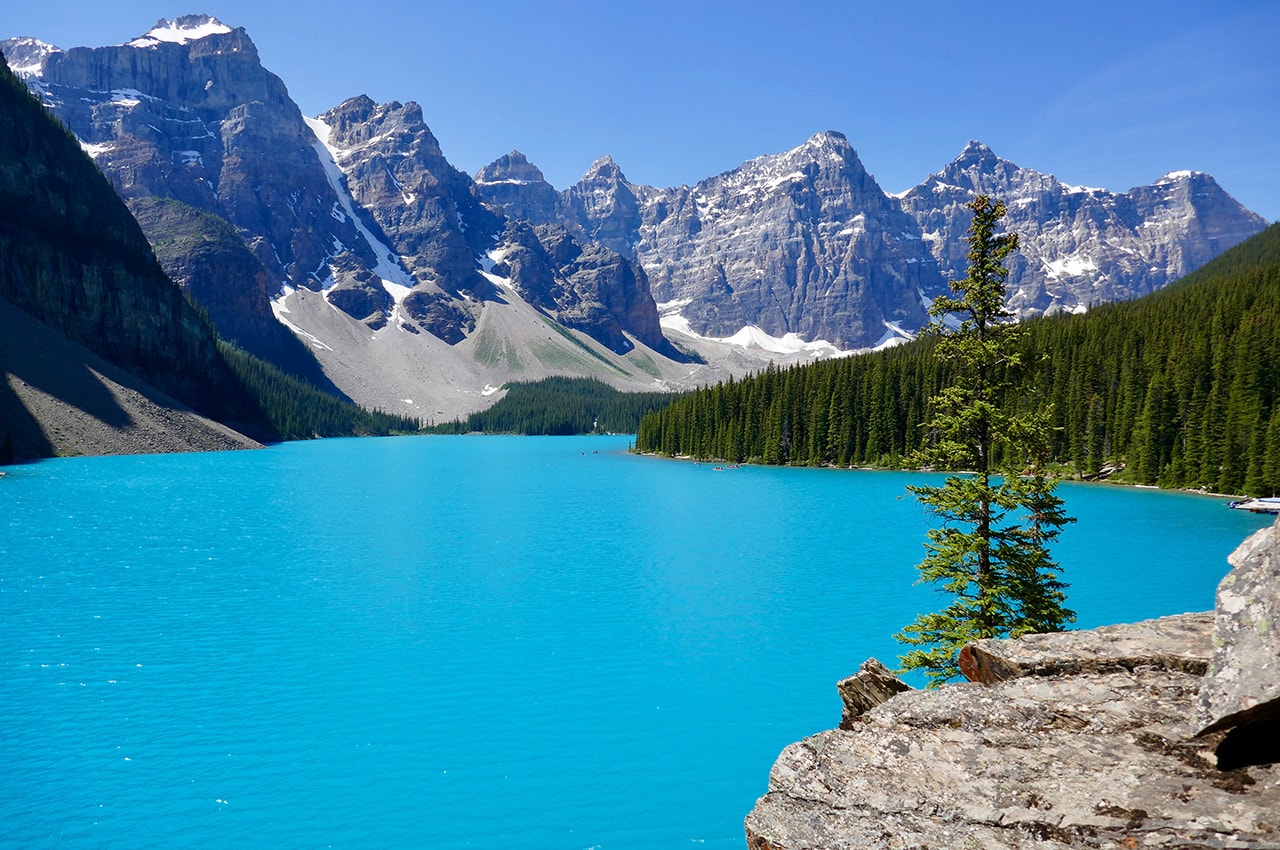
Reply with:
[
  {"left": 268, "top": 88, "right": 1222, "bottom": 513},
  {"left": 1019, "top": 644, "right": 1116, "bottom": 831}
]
[{"left": 747, "top": 522, "right": 1280, "bottom": 850}]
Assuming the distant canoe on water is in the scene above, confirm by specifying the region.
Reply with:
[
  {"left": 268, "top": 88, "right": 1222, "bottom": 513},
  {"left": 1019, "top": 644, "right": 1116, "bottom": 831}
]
[{"left": 1228, "top": 497, "right": 1280, "bottom": 514}]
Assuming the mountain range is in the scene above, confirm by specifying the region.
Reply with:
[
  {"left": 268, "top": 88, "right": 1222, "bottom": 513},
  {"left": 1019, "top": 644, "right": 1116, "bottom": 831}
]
[{"left": 2, "top": 15, "right": 1268, "bottom": 423}]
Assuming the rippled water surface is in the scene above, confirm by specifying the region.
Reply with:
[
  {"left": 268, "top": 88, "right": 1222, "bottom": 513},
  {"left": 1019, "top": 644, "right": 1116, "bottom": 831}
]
[{"left": 1, "top": 436, "right": 1269, "bottom": 848}]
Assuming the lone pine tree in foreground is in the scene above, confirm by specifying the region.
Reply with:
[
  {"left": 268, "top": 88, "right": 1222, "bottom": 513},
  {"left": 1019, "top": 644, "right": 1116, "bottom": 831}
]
[{"left": 897, "top": 195, "right": 1075, "bottom": 686}]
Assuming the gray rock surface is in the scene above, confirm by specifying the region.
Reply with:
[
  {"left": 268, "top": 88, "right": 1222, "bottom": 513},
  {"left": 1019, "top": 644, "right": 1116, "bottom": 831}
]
[
  {"left": 836, "top": 658, "right": 913, "bottom": 729},
  {"left": 495, "top": 223, "right": 681, "bottom": 357},
  {"left": 1, "top": 296, "right": 261, "bottom": 459},
  {"left": 474, "top": 151, "right": 567, "bottom": 233},
  {"left": 480, "top": 134, "right": 1265, "bottom": 352},
  {"left": 479, "top": 135, "right": 942, "bottom": 349},
  {"left": 2, "top": 17, "right": 378, "bottom": 360},
  {"left": 747, "top": 667, "right": 1277, "bottom": 850},
  {"left": 898, "top": 141, "right": 1268, "bottom": 319},
  {"left": 747, "top": 538, "right": 1280, "bottom": 850},
  {"left": 316, "top": 95, "right": 500, "bottom": 303},
  {"left": 635, "top": 132, "right": 938, "bottom": 349},
  {"left": 960, "top": 612, "right": 1215, "bottom": 684},
  {"left": 1197, "top": 522, "right": 1280, "bottom": 770}
]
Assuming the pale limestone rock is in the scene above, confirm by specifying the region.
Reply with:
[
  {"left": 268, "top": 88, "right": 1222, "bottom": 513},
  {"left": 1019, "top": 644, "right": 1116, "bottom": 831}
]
[
  {"left": 1197, "top": 521, "right": 1280, "bottom": 770},
  {"left": 959, "top": 612, "right": 1215, "bottom": 684}
]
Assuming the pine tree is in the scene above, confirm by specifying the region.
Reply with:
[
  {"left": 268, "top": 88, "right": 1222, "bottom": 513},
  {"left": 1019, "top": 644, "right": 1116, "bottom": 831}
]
[{"left": 897, "top": 196, "right": 1075, "bottom": 686}]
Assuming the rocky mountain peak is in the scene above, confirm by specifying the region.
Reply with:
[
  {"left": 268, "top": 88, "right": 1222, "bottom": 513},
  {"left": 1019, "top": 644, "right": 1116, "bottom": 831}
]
[
  {"left": 474, "top": 150, "right": 561, "bottom": 227},
  {"left": 127, "top": 15, "right": 235, "bottom": 48},
  {"left": 581, "top": 154, "right": 627, "bottom": 184},
  {"left": 0, "top": 37, "right": 61, "bottom": 76},
  {"left": 942, "top": 138, "right": 1008, "bottom": 181},
  {"left": 320, "top": 97, "right": 443, "bottom": 161},
  {"left": 956, "top": 138, "right": 994, "bottom": 162},
  {"left": 475, "top": 150, "right": 548, "bottom": 186},
  {"left": 1156, "top": 169, "right": 1207, "bottom": 185},
  {"left": 898, "top": 141, "right": 1267, "bottom": 319},
  {"left": 738, "top": 129, "right": 870, "bottom": 188},
  {"left": 803, "top": 129, "right": 851, "bottom": 150}
]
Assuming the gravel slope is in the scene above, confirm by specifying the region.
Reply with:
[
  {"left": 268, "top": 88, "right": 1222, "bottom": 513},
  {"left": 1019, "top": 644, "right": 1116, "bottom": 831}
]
[{"left": 1, "top": 296, "right": 261, "bottom": 463}]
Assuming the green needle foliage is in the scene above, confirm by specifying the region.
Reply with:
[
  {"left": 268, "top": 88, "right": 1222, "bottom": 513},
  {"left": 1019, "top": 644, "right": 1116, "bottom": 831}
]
[{"left": 897, "top": 196, "right": 1074, "bottom": 685}]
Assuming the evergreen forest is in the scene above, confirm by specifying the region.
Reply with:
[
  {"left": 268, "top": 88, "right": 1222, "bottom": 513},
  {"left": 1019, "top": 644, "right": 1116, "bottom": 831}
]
[
  {"left": 634, "top": 224, "right": 1280, "bottom": 497},
  {"left": 429, "top": 377, "right": 685, "bottom": 436}
]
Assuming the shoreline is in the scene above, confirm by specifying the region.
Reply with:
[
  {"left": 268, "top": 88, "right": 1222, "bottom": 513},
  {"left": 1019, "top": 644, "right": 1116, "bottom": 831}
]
[{"left": 629, "top": 449, "right": 1253, "bottom": 502}]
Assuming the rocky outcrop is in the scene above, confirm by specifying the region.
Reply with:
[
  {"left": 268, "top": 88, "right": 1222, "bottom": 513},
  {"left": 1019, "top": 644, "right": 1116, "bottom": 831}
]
[
  {"left": 836, "top": 658, "right": 913, "bottom": 730},
  {"left": 1197, "top": 522, "right": 1280, "bottom": 770},
  {"left": 494, "top": 222, "right": 683, "bottom": 358},
  {"left": 478, "top": 135, "right": 942, "bottom": 350},
  {"left": 747, "top": 523, "right": 1280, "bottom": 849},
  {"left": 474, "top": 151, "right": 561, "bottom": 226},
  {"left": 959, "top": 611, "right": 1215, "bottom": 683},
  {"left": 316, "top": 95, "right": 500, "bottom": 298},
  {"left": 898, "top": 141, "right": 1269, "bottom": 318}
]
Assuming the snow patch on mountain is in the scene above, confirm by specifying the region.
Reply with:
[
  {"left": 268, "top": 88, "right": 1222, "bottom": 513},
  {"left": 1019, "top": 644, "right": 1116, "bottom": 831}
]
[
  {"left": 127, "top": 16, "right": 232, "bottom": 48},
  {"left": 1044, "top": 256, "right": 1099, "bottom": 278},
  {"left": 78, "top": 139, "right": 114, "bottom": 158},
  {"left": 660, "top": 314, "right": 860, "bottom": 358},
  {"left": 303, "top": 115, "right": 415, "bottom": 291},
  {"left": 1, "top": 37, "right": 59, "bottom": 76}
]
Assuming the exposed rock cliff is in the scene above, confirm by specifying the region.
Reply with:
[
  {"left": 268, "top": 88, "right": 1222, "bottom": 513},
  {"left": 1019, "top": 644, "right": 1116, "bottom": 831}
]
[
  {"left": 898, "top": 141, "right": 1269, "bottom": 318},
  {"left": 493, "top": 221, "right": 682, "bottom": 358},
  {"left": 0, "top": 50, "right": 266, "bottom": 452},
  {"left": 479, "top": 133, "right": 941, "bottom": 350},
  {"left": 746, "top": 522, "right": 1280, "bottom": 849},
  {"left": 314, "top": 94, "right": 501, "bottom": 334},
  {"left": 474, "top": 151, "right": 562, "bottom": 226},
  {"left": 479, "top": 136, "right": 1267, "bottom": 350},
  {"left": 1, "top": 17, "right": 375, "bottom": 374}
]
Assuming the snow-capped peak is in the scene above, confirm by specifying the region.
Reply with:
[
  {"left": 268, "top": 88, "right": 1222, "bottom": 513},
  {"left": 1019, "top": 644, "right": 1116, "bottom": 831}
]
[
  {"left": 1, "top": 37, "right": 61, "bottom": 76},
  {"left": 1156, "top": 169, "right": 1204, "bottom": 184},
  {"left": 127, "top": 15, "right": 232, "bottom": 48}
]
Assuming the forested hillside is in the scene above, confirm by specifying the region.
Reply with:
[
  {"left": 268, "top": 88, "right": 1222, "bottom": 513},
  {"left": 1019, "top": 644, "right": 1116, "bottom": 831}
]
[
  {"left": 430, "top": 377, "right": 684, "bottom": 436},
  {"left": 635, "top": 224, "right": 1280, "bottom": 496}
]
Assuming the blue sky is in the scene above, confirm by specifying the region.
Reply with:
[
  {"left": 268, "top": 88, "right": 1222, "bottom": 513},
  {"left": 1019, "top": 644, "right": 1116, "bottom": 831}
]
[{"left": 7, "top": 1, "right": 1277, "bottom": 220}]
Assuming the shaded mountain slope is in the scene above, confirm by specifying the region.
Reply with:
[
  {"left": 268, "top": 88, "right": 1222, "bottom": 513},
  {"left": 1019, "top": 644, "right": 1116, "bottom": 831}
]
[{"left": 0, "top": 51, "right": 267, "bottom": 441}]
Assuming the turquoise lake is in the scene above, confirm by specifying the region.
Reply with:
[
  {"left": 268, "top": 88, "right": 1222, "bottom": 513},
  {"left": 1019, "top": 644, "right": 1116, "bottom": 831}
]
[{"left": 1, "top": 435, "right": 1270, "bottom": 849}]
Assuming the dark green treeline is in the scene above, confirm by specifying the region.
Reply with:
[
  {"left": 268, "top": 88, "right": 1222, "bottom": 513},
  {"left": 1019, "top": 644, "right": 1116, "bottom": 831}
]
[
  {"left": 430, "top": 377, "right": 686, "bottom": 436},
  {"left": 635, "top": 224, "right": 1280, "bottom": 496}
]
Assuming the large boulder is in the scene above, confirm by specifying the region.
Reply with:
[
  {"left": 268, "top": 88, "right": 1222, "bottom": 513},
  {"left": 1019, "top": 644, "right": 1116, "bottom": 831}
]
[
  {"left": 958, "top": 611, "right": 1214, "bottom": 684},
  {"left": 1197, "top": 520, "right": 1280, "bottom": 769},
  {"left": 746, "top": 521, "right": 1280, "bottom": 849}
]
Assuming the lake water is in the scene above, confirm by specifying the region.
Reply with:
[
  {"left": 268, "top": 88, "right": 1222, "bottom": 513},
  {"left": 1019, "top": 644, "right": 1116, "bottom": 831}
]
[{"left": 1, "top": 435, "right": 1270, "bottom": 849}]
